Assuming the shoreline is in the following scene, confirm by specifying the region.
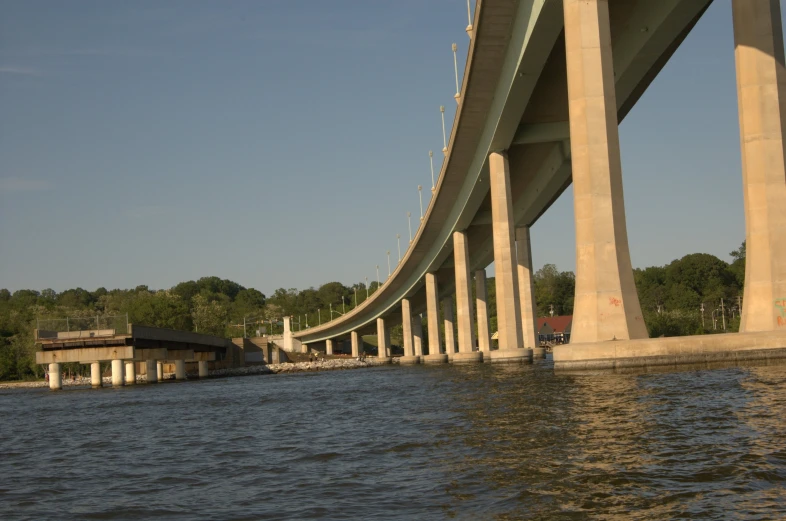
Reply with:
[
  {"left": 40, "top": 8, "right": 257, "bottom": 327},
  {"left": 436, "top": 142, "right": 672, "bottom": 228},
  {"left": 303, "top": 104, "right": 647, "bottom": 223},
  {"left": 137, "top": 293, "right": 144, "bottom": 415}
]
[{"left": 0, "top": 358, "right": 394, "bottom": 390}]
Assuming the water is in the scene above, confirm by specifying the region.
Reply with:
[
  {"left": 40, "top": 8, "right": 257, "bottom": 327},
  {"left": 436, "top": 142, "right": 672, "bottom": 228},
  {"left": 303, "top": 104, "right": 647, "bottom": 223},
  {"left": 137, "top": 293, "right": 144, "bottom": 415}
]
[{"left": 2, "top": 358, "right": 786, "bottom": 520}]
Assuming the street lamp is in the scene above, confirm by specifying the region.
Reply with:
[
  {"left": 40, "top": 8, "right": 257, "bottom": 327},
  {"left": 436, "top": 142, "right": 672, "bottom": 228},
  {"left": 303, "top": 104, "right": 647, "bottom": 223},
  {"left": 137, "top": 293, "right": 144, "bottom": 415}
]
[
  {"left": 396, "top": 234, "right": 401, "bottom": 262},
  {"left": 376, "top": 265, "right": 380, "bottom": 288},
  {"left": 407, "top": 212, "right": 412, "bottom": 243},
  {"left": 365, "top": 276, "right": 369, "bottom": 300},
  {"left": 466, "top": 0, "right": 473, "bottom": 37},
  {"left": 452, "top": 43, "right": 460, "bottom": 103},
  {"left": 387, "top": 250, "right": 392, "bottom": 277},
  {"left": 418, "top": 185, "right": 423, "bottom": 220},
  {"left": 440, "top": 106, "right": 447, "bottom": 156},
  {"left": 429, "top": 150, "right": 435, "bottom": 191}
]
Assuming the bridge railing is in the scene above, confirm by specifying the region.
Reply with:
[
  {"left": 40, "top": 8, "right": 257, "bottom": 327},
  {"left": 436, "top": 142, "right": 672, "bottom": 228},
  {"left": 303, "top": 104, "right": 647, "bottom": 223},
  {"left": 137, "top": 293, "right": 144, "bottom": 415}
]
[{"left": 36, "top": 314, "right": 129, "bottom": 339}]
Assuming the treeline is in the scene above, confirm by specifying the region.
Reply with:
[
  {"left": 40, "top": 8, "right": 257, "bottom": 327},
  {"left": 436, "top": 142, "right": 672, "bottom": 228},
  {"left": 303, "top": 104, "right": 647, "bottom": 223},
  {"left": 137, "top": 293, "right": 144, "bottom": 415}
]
[{"left": 0, "top": 243, "right": 746, "bottom": 381}]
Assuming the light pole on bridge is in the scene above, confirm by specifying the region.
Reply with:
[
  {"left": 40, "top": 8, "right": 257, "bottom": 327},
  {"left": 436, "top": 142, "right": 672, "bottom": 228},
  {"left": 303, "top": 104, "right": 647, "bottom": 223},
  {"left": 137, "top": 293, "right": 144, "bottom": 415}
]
[
  {"left": 466, "top": 0, "right": 473, "bottom": 37},
  {"left": 365, "top": 277, "right": 369, "bottom": 300},
  {"left": 440, "top": 105, "right": 447, "bottom": 156},
  {"left": 418, "top": 185, "right": 423, "bottom": 220},
  {"left": 407, "top": 212, "right": 413, "bottom": 243},
  {"left": 376, "top": 265, "right": 380, "bottom": 288},
  {"left": 396, "top": 235, "right": 401, "bottom": 262},
  {"left": 452, "top": 43, "right": 460, "bottom": 103},
  {"left": 387, "top": 250, "right": 392, "bottom": 278},
  {"left": 429, "top": 150, "right": 435, "bottom": 191}
]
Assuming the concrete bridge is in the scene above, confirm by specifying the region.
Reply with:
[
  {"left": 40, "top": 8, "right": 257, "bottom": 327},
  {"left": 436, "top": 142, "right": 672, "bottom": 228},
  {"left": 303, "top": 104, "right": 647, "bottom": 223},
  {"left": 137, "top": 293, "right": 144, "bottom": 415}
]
[
  {"left": 289, "top": 0, "right": 786, "bottom": 370},
  {"left": 36, "top": 325, "right": 227, "bottom": 390}
]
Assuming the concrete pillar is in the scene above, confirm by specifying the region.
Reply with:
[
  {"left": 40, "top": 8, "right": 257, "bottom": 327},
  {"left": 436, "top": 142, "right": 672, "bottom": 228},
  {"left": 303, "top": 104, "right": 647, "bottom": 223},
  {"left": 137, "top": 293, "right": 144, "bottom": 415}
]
[
  {"left": 326, "top": 339, "right": 334, "bottom": 355},
  {"left": 517, "top": 227, "right": 544, "bottom": 358},
  {"left": 732, "top": 0, "right": 786, "bottom": 332},
  {"left": 443, "top": 297, "right": 457, "bottom": 357},
  {"left": 175, "top": 360, "right": 186, "bottom": 380},
  {"left": 198, "top": 361, "right": 209, "bottom": 378},
  {"left": 49, "top": 363, "right": 61, "bottom": 391},
  {"left": 475, "top": 269, "right": 491, "bottom": 355},
  {"left": 351, "top": 331, "right": 361, "bottom": 358},
  {"left": 400, "top": 298, "right": 419, "bottom": 364},
  {"left": 90, "top": 362, "right": 102, "bottom": 388},
  {"left": 453, "top": 231, "right": 482, "bottom": 363},
  {"left": 111, "top": 359, "right": 124, "bottom": 387},
  {"left": 424, "top": 273, "right": 448, "bottom": 363},
  {"left": 157, "top": 362, "right": 164, "bottom": 381},
  {"left": 412, "top": 316, "right": 424, "bottom": 357},
  {"left": 283, "top": 316, "right": 293, "bottom": 352},
  {"left": 146, "top": 360, "right": 158, "bottom": 383},
  {"left": 377, "top": 318, "right": 391, "bottom": 362},
  {"left": 124, "top": 361, "right": 136, "bottom": 385},
  {"left": 488, "top": 152, "right": 530, "bottom": 364},
  {"left": 563, "top": 0, "right": 648, "bottom": 343}
]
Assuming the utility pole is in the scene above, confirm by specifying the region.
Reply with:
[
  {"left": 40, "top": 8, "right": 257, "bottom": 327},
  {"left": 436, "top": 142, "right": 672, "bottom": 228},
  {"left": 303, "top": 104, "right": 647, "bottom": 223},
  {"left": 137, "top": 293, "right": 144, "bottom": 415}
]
[
  {"left": 721, "top": 298, "right": 726, "bottom": 331},
  {"left": 700, "top": 303, "right": 705, "bottom": 329}
]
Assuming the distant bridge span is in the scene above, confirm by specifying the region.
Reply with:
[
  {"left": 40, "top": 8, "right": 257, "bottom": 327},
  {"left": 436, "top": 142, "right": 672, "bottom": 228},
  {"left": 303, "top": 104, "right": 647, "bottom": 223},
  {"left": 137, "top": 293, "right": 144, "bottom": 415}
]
[{"left": 293, "top": 0, "right": 786, "bottom": 369}]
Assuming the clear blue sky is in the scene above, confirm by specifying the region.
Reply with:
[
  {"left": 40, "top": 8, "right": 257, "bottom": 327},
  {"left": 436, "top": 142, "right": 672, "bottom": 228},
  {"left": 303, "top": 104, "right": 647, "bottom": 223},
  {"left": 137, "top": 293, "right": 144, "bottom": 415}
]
[{"left": 0, "top": 1, "right": 773, "bottom": 295}]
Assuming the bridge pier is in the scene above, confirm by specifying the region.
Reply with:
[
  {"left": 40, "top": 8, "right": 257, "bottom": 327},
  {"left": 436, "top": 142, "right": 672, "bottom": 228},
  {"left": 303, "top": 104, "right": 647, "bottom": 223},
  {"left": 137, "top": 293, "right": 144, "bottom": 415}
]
[
  {"left": 325, "top": 339, "right": 334, "bottom": 355},
  {"left": 48, "top": 363, "right": 61, "bottom": 390},
  {"left": 424, "top": 273, "right": 448, "bottom": 363},
  {"left": 413, "top": 316, "right": 424, "bottom": 357},
  {"left": 562, "top": 0, "right": 648, "bottom": 344},
  {"left": 145, "top": 360, "right": 158, "bottom": 383},
  {"left": 453, "top": 231, "right": 482, "bottom": 363},
  {"left": 517, "top": 227, "right": 544, "bottom": 358},
  {"left": 475, "top": 269, "right": 491, "bottom": 357},
  {"left": 175, "top": 360, "right": 186, "bottom": 380},
  {"left": 351, "top": 331, "right": 362, "bottom": 358},
  {"left": 157, "top": 362, "right": 164, "bottom": 381},
  {"left": 90, "top": 362, "right": 102, "bottom": 388},
  {"left": 124, "top": 361, "right": 136, "bottom": 385},
  {"left": 376, "top": 318, "right": 391, "bottom": 362},
  {"left": 198, "top": 361, "right": 209, "bottom": 378},
  {"left": 443, "top": 297, "right": 457, "bottom": 361},
  {"left": 488, "top": 152, "right": 530, "bottom": 363},
  {"left": 400, "top": 298, "right": 420, "bottom": 365},
  {"left": 732, "top": 0, "right": 786, "bottom": 333},
  {"left": 111, "top": 359, "right": 124, "bottom": 387}
]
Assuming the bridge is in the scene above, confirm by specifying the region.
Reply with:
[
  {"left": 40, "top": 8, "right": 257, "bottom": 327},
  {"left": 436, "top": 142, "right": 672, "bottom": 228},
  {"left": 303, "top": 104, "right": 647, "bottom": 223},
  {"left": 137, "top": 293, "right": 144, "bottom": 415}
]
[{"left": 285, "top": 0, "right": 786, "bottom": 370}]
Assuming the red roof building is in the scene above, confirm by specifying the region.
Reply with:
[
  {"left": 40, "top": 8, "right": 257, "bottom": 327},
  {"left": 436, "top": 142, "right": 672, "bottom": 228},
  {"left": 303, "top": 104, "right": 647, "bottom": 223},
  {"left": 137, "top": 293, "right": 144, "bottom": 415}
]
[{"left": 537, "top": 315, "right": 572, "bottom": 344}]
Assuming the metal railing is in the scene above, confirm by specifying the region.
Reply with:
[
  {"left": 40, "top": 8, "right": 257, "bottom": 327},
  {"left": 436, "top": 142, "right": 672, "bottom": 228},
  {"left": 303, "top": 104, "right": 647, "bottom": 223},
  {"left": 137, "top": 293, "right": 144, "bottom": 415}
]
[{"left": 36, "top": 313, "right": 129, "bottom": 339}]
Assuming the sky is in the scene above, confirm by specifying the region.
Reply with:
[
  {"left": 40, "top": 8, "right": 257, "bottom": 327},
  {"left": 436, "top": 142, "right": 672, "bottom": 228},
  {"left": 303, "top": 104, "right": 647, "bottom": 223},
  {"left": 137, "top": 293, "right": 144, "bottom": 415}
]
[{"left": 0, "top": 1, "right": 775, "bottom": 296}]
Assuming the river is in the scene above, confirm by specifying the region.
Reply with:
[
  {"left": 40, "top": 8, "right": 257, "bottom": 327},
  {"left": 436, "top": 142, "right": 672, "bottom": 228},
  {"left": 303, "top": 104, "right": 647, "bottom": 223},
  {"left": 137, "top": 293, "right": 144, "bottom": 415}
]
[{"left": 1, "top": 357, "right": 785, "bottom": 520}]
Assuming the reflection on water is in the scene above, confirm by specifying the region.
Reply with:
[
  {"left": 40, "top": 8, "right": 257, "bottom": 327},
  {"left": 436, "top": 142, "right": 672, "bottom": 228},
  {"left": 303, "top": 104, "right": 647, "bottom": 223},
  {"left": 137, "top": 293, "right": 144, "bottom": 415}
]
[{"left": 1, "top": 358, "right": 786, "bottom": 519}]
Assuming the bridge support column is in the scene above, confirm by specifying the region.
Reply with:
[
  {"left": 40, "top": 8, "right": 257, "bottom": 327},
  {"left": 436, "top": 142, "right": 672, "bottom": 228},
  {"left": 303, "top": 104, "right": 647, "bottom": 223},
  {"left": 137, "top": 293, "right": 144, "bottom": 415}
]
[
  {"left": 443, "top": 297, "right": 457, "bottom": 360},
  {"left": 732, "top": 0, "right": 786, "bottom": 332},
  {"left": 157, "top": 362, "right": 164, "bottom": 381},
  {"left": 488, "top": 152, "right": 530, "bottom": 363},
  {"left": 175, "top": 360, "right": 186, "bottom": 380},
  {"left": 517, "top": 227, "right": 544, "bottom": 358},
  {"left": 400, "top": 298, "right": 419, "bottom": 365},
  {"left": 49, "top": 363, "right": 61, "bottom": 390},
  {"left": 145, "top": 360, "right": 158, "bottom": 383},
  {"left": 413, "top": 315, "right": 424, "bottom": 357},
  {"left": 90, "top": 362, "right": 102, "bottom": 388},
  {"left": 326, "top": 339, "right": 334, "bottom": 356},
  {"left": 377, "top": 318, "right": 391, "bottom": 362},
  {"left": 351, "top": 331, "right": 361, "bottom": 358},
  {"left": 453, "top": 231, "right": 482, "bottom": 363},
  {"left": 198, "top": 361, "right": 209, "bottom": 378},
  {"left": 475, "top": 269, "right": 491, "bottom": 357},
  {"left": 124, "top": 361, "right": 136, "bottom": 385},
  {"left": 563, "top": 0, "right": 647, "bottom": 343},
  {"left": 424, "top": 273, "right": 448, "bottom": 363},
  {"left": 111, "top": 359, "right": 124, "bottom": 387}
]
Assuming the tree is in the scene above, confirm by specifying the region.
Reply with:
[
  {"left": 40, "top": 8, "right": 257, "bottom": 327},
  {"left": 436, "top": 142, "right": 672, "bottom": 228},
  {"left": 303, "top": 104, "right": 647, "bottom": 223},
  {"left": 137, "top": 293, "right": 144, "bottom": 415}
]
[{"left": 191, "top": 294, "right": 228, "bottom": 336}]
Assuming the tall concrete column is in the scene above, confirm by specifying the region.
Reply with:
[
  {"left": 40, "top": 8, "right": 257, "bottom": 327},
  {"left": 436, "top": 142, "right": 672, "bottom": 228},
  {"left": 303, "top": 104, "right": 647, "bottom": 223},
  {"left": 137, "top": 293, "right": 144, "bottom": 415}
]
[
  {"left": 563, "top": 0, "right": 647, "bottom": 343},
  {"left": 413, "top": 316, "right": 424, "bottom": 357},
  {"left": 351, "top": 331, "right": 364, "bottom": 358},
  {"left": 175, "top": 360, "right": 186, "bottom": 380},
  {"left": 157, "top": 362, "right": 164, "bottom": 381},
  {"left": 475, "top": 269, "right": 491, "bottom": 355},
  {"left": 91, "top": 362, "right": 102, "bottom": 388},
  {"left": 49, "top": 363, "right": 61, "bottom": 391},
  {"left": 111, "top": 359, "right": 124, "bottom": 387},
  {"left": 198, "top": 361, "right": 209, "bottom": 378},
  {"left": 400, "top": 298, "right": 419, "bottom": 364},
  {"left": 146, "top": 360, "right": 158, "bottom": 383},
  {"left": 488, "top": 152, "right": 530, "bottom": 363},
  {"left": 516, "top": 227, "right": 544, "bottom": 358},
  {"left": 453, "top": 231, "right": 482, "bottom": 363},
  {"left": 732, "top": 0, "right": 786, "bottom": 332},
  {"left": 443, "top": 297, "right": 457, "bottom": 358},
  {"left": 326, "top": 339, "right": 334, "bottom": 355},
  {"left": 424, "top": 273, "right": 448, "bottom": 363},
  {"left": 283, "top": 316, "right": 293, "bottom": 352},
  {"left": 125, "top": 361, "right": 136, "bottom": 385},
  {"left": 377, "top": 318, "right": 391, "bottom": 362}
]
